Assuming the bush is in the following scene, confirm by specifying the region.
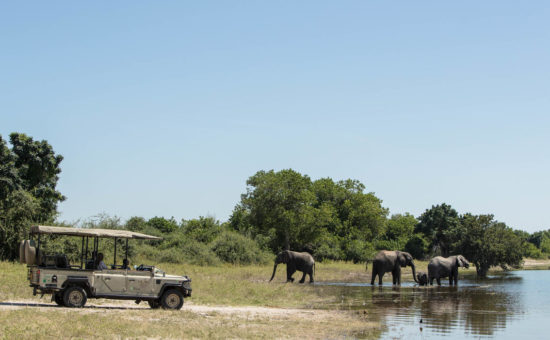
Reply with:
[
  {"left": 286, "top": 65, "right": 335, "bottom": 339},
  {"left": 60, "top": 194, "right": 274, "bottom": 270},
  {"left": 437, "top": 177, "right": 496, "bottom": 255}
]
[
  {"left": 181, "top": 216, "right": 222, "bottom": 243},
  {"left": 344, "top": 239, "right": 371, "bottom": 263},
  {"left": 524, "top": 242, "right": 544, "bottom": 259},
  {"left": 405, "top": 234, "right": 429, "bottom": 259},
  {"left": 181, "top": 240, "right": 221, "bottom": 266},
  {"left": 147, "top": 217, "right": 178, "bottom": 234},
  {"left": 313, "top": 241, "right": 343, "bottom": 261},
  {"left": 210, "top": 231, "right": 271, "bottom": 265}
]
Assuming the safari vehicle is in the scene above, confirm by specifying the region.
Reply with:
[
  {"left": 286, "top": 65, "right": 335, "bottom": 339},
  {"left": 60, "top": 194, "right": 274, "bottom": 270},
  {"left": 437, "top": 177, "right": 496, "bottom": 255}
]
[{"left": 21, "top": 225, "right": 191, "bottom": 309}]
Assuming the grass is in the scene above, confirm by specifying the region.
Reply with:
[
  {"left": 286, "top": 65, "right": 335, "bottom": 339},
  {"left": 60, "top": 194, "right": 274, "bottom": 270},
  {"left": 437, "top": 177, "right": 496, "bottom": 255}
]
[
  {"left": 0, "top": 308, "right": 379, "bottom": 339},
  {"left": 1, "top": 258, "right": 547, "bottom": 339}
]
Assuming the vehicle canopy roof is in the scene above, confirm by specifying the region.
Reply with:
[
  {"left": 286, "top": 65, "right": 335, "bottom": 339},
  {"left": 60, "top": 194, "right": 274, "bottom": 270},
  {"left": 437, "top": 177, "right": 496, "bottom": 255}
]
[{"left": 30, "top": 225, "right": 162, "bottom": 240}]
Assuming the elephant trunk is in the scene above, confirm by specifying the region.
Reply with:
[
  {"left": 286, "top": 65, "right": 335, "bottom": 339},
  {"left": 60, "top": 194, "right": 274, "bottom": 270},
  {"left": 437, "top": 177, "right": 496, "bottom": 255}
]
[
  {"left": 269, "top": 264, "right": 278, "bottom": 282},
  {"left": 411, "top": 262, "right": 418, "bottom": 283}
]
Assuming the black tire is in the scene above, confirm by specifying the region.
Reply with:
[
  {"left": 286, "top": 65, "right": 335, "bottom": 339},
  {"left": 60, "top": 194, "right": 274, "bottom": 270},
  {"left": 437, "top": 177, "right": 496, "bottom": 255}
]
[
  {"left": 54, "top": 292, "right": 65, "bottom": 306},
  {"left": 161, "top": 289, "right": 184, "bottom": 310},
  {"left": 63, "top": 286, "right": 87, "bottom": 308},
  {"left": 148, "top": 300, "right": 161, "bottom": 309}
]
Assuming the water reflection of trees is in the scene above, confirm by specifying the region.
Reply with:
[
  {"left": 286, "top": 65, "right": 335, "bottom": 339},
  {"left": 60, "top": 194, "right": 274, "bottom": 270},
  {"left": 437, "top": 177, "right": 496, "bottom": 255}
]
[{"left": 370, "top": 285, "right": 521, "bottom": 337}]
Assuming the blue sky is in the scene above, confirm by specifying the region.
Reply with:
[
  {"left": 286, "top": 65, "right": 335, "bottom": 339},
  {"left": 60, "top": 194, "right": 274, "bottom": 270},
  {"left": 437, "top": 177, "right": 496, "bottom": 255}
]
[{"left": 1, "top": 2, "right": 549, "bottom": 232}]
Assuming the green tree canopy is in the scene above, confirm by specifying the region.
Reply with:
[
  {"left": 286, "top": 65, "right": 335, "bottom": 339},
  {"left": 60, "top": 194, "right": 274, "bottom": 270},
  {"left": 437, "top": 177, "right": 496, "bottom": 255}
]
[
  {"left": 456, "top": 214, "right": 524, "bottom": 278},
  {"left": 0, "top": 133, "right": 65, "bottom": 260},
  {"left": 415, "top": 203, "right": 460, "bottom": 257},
  {"left": 230, "top": 169, "right": 388, "bottom": 260}
]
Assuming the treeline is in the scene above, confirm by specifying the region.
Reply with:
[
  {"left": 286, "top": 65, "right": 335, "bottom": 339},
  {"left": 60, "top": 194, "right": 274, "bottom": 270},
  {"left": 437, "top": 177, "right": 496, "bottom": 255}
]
[
  {"left": 1, "top": 134, "right": 549, "bottom": 278},
  {"left": 225, "top": 169, "right": 549, "bottom": 277}
]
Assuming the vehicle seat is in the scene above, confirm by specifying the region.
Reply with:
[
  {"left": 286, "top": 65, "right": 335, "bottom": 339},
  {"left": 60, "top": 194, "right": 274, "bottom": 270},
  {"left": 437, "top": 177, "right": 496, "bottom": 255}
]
[{"left": 55, "top": 254, "right": 69, "bottom": 268}]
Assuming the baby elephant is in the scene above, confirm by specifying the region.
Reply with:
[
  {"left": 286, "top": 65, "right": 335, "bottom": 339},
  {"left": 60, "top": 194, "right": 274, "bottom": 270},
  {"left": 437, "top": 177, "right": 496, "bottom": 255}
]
[{"left": 416, "top": 272, "right": 428, "bottom": 286}]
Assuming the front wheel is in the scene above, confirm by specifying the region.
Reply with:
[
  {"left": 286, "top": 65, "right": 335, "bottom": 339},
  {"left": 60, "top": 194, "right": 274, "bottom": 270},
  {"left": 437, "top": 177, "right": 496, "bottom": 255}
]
[
  {"left": 161, "top": 289, "right": 184, "bottom": 310},
  {"left": 63, "top": 286, "right": 87, "bottom": 308}
]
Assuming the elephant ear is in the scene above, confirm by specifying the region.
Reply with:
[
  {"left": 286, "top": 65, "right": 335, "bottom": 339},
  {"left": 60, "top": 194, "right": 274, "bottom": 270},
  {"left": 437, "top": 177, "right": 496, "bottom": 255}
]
[
  {"left": 282, "top": 251, "right": 290, "bottom": 263},
  {"left": 457, "top": 255, "right": 469, "bottom": 267},
  {"left": 397, "top": 252, "right": 407, "bottom": 267}
]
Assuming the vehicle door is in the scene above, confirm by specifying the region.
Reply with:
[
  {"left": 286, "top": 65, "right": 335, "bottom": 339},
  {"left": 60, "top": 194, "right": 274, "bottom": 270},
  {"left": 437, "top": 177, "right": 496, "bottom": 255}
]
[
  {"left": 93, "top": 270, "right": 128, "bottom": 296},
  {"left": 126, "top": 270, "right": 155, "bottom": 297}
]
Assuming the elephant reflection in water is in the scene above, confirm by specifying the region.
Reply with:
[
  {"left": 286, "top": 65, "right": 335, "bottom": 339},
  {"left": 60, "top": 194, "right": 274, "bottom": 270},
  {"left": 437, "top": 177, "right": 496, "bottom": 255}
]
[{"left": 416, "top": 287, "right": 513, "bottom": 336}]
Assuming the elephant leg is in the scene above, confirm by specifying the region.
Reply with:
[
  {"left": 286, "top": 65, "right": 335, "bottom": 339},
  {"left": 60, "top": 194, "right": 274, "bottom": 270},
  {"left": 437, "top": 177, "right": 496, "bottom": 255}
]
[
  {"left": 396, "top": 267, "right": 401, "bottom": 285},
  {"left": 308, "top": 270, "right": 314, "bottom": 283},
  {"left": 449, "top": 276, "right": 453, "bottom": 285},
  {"left": 299, "top": 271, "right": 306, "bottom": 283},
  {"left": 436, "top": 277, "right": 441, "bottom": 286},
  {"left": 429, "top": 276, "right": 434, "bottom": 286},
  {"left": 371, "top": 271, "right": 376, "bottom": 285},
  {"left": 287, "top": 266, "right": 296, "bottom": 282},
  {"left": 379, "top": 272, "right": 383, "bottom": 285}
]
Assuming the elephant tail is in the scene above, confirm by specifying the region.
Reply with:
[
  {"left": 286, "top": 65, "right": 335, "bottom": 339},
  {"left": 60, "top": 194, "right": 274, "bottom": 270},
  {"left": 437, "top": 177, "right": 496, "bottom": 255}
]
[{"left": 365, "top": 259, "right": 372, "bottom": 271}]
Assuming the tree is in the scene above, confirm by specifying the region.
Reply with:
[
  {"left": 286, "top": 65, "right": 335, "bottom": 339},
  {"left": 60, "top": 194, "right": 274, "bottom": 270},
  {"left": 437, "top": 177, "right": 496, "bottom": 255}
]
[
  {"left": 456, "top": 214, "right": 523, "bottom": 278},
  {"left": 230, "top": 170, "right": 389, "bottom": 260},
  {"left": 0, "top": 190, "right": 40, "bottom": 260},
  {"left": 383, "top": 213, "right": 417, "bottom": 250},
  {"left": 415, "top": 203, "right": 460, "bottom": 256},
  {"left": 0, "top": 133, "right": 65, "bottom": 260},
  {"left": 237, "top": 169, "right": 316, "bottom": 251},
  {"left": 9, "top": 133, "right": 65, "bottom": 221},
  {"left": 147, "top": 216, "right": 178, "bottom": 234}
]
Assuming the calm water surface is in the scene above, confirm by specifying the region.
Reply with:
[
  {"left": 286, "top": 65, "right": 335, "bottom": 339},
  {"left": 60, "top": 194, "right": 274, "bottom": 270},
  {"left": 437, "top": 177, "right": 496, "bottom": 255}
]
[{"left": 316, "top": 270, "right": 550, "bottom": 339}]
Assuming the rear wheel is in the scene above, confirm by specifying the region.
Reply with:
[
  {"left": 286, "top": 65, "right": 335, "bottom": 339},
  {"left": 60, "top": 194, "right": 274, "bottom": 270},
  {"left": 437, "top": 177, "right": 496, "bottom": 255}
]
[
  {"left": 161, "top": 289, "right": 184, "bottom": 310},
  {"left": 148, "top": 300, "right": 161, "bottom": 309},
  {"left": 63, "top": 286, "right": 87, "bottom": 308},
  {"left": 54, "top": 292, "right": 65, "bottom": 306}
]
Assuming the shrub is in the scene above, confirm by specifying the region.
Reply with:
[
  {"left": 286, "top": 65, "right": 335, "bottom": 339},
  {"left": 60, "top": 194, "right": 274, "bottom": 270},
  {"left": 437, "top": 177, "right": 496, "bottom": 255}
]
[
  {"left": 524, "top": 242, "right": 543, "bottom": 259},
  {"left": 210, "top": 231, "right": 271, "bottom": 265},
  {"left": 405, "top": 234, "right": 429, "bottom": 259},
  {"left": 344, "top": 239, "right": 370, "bottom": 263},
  {"left": 147, "top": 217, "right": 178, "bottom": 233},
  {"left": 181, "top": 240, "right": 221, "bottom": 266}
]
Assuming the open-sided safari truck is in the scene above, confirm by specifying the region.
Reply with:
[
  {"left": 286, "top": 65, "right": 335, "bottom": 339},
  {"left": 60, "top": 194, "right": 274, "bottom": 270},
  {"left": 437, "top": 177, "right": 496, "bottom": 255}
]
[{"left": 21, "top": 225, "right": 191, "bottom": 309}]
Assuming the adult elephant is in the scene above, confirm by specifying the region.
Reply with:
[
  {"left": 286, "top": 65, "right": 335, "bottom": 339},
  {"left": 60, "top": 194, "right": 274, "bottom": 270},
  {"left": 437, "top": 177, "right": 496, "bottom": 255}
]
[
  {"left": 428, "top": 255, "right": 470, "bottom": 286},
  {"left": 269, "top": 250, "right": 315, "bottom": 283},
  {"left": 370, "top": 250, "right": 418, "bottom": 285}
]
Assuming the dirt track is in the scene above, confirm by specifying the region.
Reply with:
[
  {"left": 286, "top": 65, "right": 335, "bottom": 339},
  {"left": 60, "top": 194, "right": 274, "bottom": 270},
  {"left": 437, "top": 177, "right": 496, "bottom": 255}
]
[{"left": 0, "top": 298, "right": 328, "bottom": 318}]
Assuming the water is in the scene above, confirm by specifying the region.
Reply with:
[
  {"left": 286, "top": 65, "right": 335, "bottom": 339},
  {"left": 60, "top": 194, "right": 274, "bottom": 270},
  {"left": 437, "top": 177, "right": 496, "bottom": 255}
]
[{"left": 315, "top": 270, "right": 550, "bottom": 339}]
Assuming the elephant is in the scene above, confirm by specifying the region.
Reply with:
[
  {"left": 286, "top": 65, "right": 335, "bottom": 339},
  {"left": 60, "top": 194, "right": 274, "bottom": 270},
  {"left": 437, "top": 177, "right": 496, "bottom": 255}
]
[
  {"left": 369, "top": 250, "right": 418, "bottom": 285},
  {"left": 416, "top": 271, "right": 428, "bottom": 286},
  {"left": 269, "top": 250, "right": 315, "bottom": 283},
  {"left": 428, "top": 255, "right": 470, "bottom": 286}
]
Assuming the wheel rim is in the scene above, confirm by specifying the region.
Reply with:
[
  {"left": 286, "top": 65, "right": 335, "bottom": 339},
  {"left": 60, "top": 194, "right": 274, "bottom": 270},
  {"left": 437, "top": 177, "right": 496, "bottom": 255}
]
[
  {"left": 69, "top": 290, "right": 83, "bottom": 306},
  {"left": 165, "top": 293, "right": 181, "bottom": 309}
]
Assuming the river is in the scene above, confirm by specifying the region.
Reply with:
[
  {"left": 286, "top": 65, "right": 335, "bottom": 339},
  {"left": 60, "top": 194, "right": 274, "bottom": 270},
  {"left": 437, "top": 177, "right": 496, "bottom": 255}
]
[{"left": 316, "top": 270, "right": 550, "bottom": 339}]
